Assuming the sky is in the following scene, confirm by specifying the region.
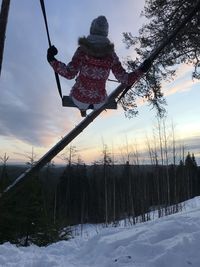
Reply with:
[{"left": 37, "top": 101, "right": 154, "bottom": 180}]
[
  {"left": 0, "top": 0, "right": 200, "bottom": 165},
  {"left": 0, "top": 196, "right": 200, "bottom": 266}
]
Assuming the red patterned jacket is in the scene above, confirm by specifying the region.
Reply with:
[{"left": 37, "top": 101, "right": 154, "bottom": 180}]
[{"left": 50, "top": 37, "right": 143, "bottom": 104}]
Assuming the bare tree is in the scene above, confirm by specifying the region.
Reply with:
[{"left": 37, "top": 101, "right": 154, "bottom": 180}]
[
  {"left": 59, "top": 145, "right": 77, "bottom": 166},
  {"left": 0, "top": 0, "right": 11, "bottom": 76},
  {"left": 162, "top": 119, "right": 170, "bottom": 204},
  {"left": 171, "top": 120, "right": 178, "bottom": 204},
  {"left": 102, "top": 144, "right": 112, "bottom": 226},
  {"left": 157, "top": 118, "right": 164, "bottom": 166},
  {"left": 25, "top": 147, "right": 37, "bottom": 167},
  {"left": 0, "top": 152, "right": 9, "bottom": 165},
  {"left": 145, "top": 135, "right": 154, "bottom": 165}
]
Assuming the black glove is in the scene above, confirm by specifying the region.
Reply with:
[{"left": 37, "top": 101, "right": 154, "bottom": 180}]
[
  {"left": 139, "top": 59, "right": 152, "bottom": 73},
  {"left": 47, "top": 45, "right": 58, "bottom": 62}
]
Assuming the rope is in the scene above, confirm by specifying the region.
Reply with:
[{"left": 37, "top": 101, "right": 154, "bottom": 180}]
[{"left": 39, "top": 0, "right": 63, "bottom": 99}]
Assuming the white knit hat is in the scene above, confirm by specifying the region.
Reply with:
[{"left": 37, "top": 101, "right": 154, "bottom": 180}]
[{"left": 90, "top": 16, "right": 109, "bottom": 37}]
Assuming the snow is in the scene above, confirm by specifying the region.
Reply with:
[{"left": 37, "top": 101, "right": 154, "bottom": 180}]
[{"left": 0, "top": 197, "right": 200, "bottom": 267}]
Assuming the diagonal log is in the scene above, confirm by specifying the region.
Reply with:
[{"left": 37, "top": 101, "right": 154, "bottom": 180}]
[
  {"left": 1, "top": 84, "right": 127, "bottom": 196},
  {"left": 0, "top": 0, "right": 11, "bottom": 76}
]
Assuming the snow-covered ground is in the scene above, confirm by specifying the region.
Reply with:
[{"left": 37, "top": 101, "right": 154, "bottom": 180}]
[{"left": 0, "top": 197, "right": 200, "bottom": 267}]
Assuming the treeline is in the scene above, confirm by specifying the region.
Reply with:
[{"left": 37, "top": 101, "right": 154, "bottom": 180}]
[
  {"left": 56, "top": 152, "right": 200, "bottom": 225},
  {"left": 0, "top": 151, "right": 199, "bottom": 246}
]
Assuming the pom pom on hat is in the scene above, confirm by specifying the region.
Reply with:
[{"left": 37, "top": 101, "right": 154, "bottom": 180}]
[{"left": 90, "top": 16, "right": 109, "bottom": 37}]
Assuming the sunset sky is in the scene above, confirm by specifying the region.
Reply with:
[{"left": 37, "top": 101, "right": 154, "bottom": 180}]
[{"left": 0, "top": 0, "right": 200, "bottom": 165}]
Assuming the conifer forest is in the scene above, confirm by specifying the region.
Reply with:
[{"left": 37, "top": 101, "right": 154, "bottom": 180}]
[{"left": 0, "top": 143, "right": 199, "bottom": 246}]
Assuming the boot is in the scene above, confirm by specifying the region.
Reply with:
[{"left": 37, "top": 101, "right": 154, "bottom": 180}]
[{"left": 80, "top": 110, "right": 87, "bottom": 117}]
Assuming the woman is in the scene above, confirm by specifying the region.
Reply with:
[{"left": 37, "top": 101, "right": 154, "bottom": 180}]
[{"left": 47, "top": 16, "right": 151, "bottom": 117}]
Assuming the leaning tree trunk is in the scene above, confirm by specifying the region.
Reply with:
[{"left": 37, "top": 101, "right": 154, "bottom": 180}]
[{"left": 0, "top": 0, "right": 10, "bottom": 76}]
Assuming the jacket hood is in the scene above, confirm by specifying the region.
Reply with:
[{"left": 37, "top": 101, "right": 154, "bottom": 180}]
[{"left": 78, "top": 36, "right": 114, "bottom": 57}]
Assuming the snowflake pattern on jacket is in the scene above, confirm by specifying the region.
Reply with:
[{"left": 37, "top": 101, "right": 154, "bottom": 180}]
[{"left": 50, "top": 37, "right": 143, "bottom": 104}]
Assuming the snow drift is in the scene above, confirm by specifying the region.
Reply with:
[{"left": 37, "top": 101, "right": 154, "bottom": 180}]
[{"left": 0, "top": 197, "right": 200, "bottom": 267}]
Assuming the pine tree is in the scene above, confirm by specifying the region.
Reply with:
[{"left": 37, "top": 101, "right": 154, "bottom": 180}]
[
  {"left": 123, "top": 0, "right": 200, "bottom": 117},
  {"left": 0, "top": 174, "right": 65, "bottom": 246},
  {"left": 185, "top": 152, "right": 197, "bottom": 169}
]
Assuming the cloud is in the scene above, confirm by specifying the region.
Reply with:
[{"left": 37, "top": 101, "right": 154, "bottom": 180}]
[
  {"left": 0, "top": 61, "right": 76, "bottom": 147},
  {"left": 165, "top": 80, "right": 198, "bottom": 96},
  {"left": 0, "top": 0, "right": 84, "bottom": 147},
  {"left": 176, "top": 135, "right": 200, "bottom": 152},
  {"left": 163, "top": 64, "right": 198, "bottom": 96}
]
